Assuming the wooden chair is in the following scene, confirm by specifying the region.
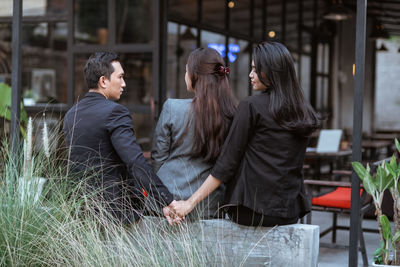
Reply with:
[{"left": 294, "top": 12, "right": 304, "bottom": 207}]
[{"left": 303, "top": 159, "right": 388, "bottom": 267}]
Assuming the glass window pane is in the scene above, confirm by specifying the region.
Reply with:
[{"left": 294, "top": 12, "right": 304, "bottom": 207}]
[
  {"left": 0, "top": 1, "right": 12, "bottom": 17},
  {"left": 74, "top": 54, "right": 91, "bottom": 101},
  {"left": 0, "top": 23, "right": 12, "bottom": 84},
  {"left": 23, "top": 0, "right": 47, "bottom": 16},
  {"left": 0, "top": 22, "right": 67, "bottom": 105},
  {"left": 168, "top": 0, "right": 197, "bottom": 22},
  {"left": 228, "top": 38, "right": 250, "bottom": 100},
  {"left": 201, "top": 30, "right": 226, "bottom": 50},
  {"left": 167, "top": 25, "right": 197, "bottom": 99},
  {"left": 47, "top": 0, "right": 67, "bottom": 16},
  {"left": 131, "top": 112, "right": 154, "bottom": 150},
  {"left": 74, "top": 0, "right": 108, "bottom": 44},
  {"left": 116, "top": 0, "right": 153, "bottom": 44},
  {"left": 1, "top": 0, "right": 66, "bottom": 17},
  {"left": 301, "top": 55, "right": 311, "bottom": 102},
  {"left": 118, "top": 53, "right": 153, "bottom": 107},
  {"left": 174, "top": 25, "right": 197, "bottom": 98},
  {"left": 166, "top": 22, "right": 179, "bottom": 99},
  {"left": 22, "top": 22, "right": 67, "bottom": 50}
]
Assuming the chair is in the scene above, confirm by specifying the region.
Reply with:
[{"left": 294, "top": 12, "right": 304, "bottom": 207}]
[{"left": 304, "top": 159, "right": 388, "bottom": 267}]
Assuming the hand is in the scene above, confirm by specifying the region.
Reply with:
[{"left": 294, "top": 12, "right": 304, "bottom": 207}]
[
  {"left": 170, "top": 200, "right": 195, "bottom": 218},
  {"left": 163, "top": 200, "right": 184, "bottom": 225}
]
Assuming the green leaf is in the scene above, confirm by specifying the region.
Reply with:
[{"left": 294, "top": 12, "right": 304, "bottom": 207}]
[
  {"left": 380, "top": 215, "right": 392, "bottom": 242},
  {"left": 392, "top": 230, "right": 400, "bottom": 243},
  {"left": 396, "top": 138, "right": 400, "bottom": 154},
  {"left": 0, "top": 82, "right": 28, "bottom": 135},
  {"left": 386, "top": 161, "right": 397, "bottom": 178},
  {"left": 374, "top": 241, "right": 385, "bottom": 264},
  {"left": 352, "top": 162, "right": 376, "bottom": 196},
  {"left": 390, "top": 155, "right": 397, "bottom": 170},
  {"left": 352, "top": 162, "right": 367, "bottom": 182},
  {"left": 376, "top": 164, "right": 394, "bottom": 192}
]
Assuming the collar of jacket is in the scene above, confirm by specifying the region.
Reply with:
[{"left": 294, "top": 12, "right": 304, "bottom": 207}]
[{"left": 85, "top": 91, "right": 106, "bottom": 99}]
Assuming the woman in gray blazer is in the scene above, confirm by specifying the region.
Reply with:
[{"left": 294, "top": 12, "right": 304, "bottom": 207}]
[{"left": 151, "top": 48, "right": 236, "bottom": 219}]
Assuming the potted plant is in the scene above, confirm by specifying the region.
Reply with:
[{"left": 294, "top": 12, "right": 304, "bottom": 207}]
[
  {"left": 22, "top": 89, "right": 37, "bottom": 106},
  {"left": 352, "top": 139, "right": 400, "bottom": 266}
]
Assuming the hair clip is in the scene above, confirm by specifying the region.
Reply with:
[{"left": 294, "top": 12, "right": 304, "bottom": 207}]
[{"left": 217, "top": 66, "right": 230, "bottom": 76}]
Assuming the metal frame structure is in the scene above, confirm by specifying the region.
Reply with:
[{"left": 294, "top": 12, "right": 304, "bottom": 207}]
[
  {"left": 350, "top": 0, "right": 367, "bottom": 265},
  {"left": 10, "top": 0, "right": 22, "bottom": 153}
]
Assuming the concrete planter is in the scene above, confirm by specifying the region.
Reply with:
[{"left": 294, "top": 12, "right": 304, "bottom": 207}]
[
  {"left": 372, "top": 263, "right": 400, "bottom": 267},
  {"left": 138, "top": 217, "right": 320, "bottom": 267},
  {"left": 372, "top": 257, "right": 400, "bottom": 267}
]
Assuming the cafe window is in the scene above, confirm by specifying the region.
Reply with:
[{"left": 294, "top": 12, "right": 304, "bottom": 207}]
[
  {"left": 74, "top": 0, "right": 108, "bottom": 44},
  {"left": 166, "top": 24, "right": 198, "bottom": 99},
  {"left": 116, "top": 0, "right": 153, "bottom": 44},
  {"left": 228, "top": 38, "right": 249, "bottom": 100},
  {"left": 73, "top": 54, "right": 91, "bottom": 101},
  {"left": 0, "top": 0, "right": 68, "bottom": 107}
]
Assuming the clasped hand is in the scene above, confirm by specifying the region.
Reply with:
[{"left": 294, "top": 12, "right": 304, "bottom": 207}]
[{"left": 163, "top": 200, "right": 194, "bottom": 225}]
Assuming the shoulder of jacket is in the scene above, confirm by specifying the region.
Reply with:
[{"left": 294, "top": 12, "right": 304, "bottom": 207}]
[
  {"left": 107, "top": 102, "right": 129, "bottom": 116},
  {"left": 164, "top": 98, "right": 191, "bottom": 111},
  {"left": 165, "top": 98, "right": 191, "bottom": 105}
]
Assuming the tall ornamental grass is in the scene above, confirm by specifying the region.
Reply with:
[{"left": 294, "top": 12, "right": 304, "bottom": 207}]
[{"left": 0, "top": 118, "right": 225, "bottom": 267}]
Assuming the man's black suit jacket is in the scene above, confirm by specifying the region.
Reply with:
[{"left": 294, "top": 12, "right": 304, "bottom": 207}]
[{"left": 63, "top": 92, "right": 173, "bottom": 223}]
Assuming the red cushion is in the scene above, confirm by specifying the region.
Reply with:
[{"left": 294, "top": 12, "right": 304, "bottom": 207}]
[{"left": 312, "top": 187, "right": 363, "bottom": 209}]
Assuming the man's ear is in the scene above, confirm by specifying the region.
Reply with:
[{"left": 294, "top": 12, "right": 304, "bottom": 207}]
[{"left": 98, "top": 76, "right": 108, "bottom": 89}]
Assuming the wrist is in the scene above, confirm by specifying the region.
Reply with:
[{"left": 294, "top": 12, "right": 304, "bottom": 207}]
[{"left": 188, "top": 197, "right": 197, "bottom": 210}]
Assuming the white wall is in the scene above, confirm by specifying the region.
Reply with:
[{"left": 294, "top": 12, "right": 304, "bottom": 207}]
[
  {"left": 335, "top": 17, "right": 375, "bottom": 134},
  {"left": 374, "top": 38, "right": 400, "bottom": 130}
]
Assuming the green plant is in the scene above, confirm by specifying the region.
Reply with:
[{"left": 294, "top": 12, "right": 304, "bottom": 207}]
[
  {"left": 0, "top": 82, "right": 28, "bottom": 136},
  {"left": 22, "top": 89, "right": 38, "bottom": 100},
  {"left": 352, "top": 139, "right": 400, "bottom": 265},
  {"left": 0, "top": 123, "right": 262, "bottom": 266}
]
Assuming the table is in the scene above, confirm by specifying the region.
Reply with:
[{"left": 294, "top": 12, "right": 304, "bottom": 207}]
[
  {"left": 370, "top": 133, "right": 398, "bottom": 141},
  {"left": 350, "top": 140, "right": 392, "bottom": 160},
  {"left": 305, "top": 150, "right": 352, "bottom": 180}
]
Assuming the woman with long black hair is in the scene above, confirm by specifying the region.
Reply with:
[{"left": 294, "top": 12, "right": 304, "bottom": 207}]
[
  {"left": 171, "top": 42, "right": 320, "bottom": 226},
  {"left": 151, "top": 47, "right": 236, "bottom": 219}
]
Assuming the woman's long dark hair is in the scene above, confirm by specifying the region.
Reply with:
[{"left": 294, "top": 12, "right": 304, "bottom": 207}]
[
  {"left": 186, "top": 47, "right": 237, "bottom": 163},
  {"left": 253, "top": 42, "right": 320, "bottom": 134}
]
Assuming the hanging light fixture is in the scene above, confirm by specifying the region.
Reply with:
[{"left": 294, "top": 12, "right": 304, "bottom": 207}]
[
  {"left": 323, "top": 0, "right": 352, "bottom": 21},
  {"left": 377, "top": 43, "right": 388, "bottom": 52},
  {"left": 369, "top": 21, "right": 390, "bottom": 40}
]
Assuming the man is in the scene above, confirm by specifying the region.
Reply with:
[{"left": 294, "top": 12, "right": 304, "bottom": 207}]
[{"left": 63, "top": 52, "right": 176, "bottom": 224}]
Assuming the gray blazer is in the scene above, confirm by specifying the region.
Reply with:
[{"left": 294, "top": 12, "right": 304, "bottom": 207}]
[{"left": 151, "top": 99, "right": 224, "bottom": 218}]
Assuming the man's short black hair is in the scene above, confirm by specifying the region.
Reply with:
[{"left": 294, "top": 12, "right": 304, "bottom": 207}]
[{"left": 84, "top": 52, "right": 120, "bottom": 89}]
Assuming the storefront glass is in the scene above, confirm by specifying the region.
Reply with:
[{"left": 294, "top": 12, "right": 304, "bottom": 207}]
[
  {"left": 116, "top": 0, "right": 153, "bottom": 44},
  {"left": 74, "top": 0, "right": 108, "bottom": 44}
]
